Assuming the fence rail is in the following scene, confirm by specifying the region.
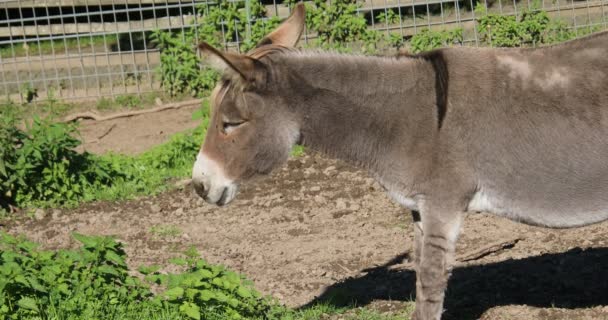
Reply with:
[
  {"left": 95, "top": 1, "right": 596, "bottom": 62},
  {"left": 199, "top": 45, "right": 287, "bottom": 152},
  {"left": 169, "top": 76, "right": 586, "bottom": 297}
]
[{"left": 1, "top": 0, "right": 607, "bottom": 103}]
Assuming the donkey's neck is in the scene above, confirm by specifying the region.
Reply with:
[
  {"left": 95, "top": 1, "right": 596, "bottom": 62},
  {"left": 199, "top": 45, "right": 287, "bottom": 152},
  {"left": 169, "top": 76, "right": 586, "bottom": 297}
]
[{"left": 278, "top": 52, "right": 439, "bottom": 183}]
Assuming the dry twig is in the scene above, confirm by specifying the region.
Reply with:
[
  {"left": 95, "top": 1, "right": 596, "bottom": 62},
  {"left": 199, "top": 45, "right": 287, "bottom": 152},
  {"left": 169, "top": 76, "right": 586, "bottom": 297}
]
[
  {"left": 62, "top": 99, "right": 201, "bottom": 123},
  {"left": 97, "top": 123, "right": 117, "bottom": 140},
  {"left": 457, "top": 237, "right": 521, "bottom": 262}
]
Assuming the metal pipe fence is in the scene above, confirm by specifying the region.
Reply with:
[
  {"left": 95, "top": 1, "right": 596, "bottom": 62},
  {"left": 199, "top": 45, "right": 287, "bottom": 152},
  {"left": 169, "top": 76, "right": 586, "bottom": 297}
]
[{"left": 1, "top": 0, "right": 606, "bottom": 103}]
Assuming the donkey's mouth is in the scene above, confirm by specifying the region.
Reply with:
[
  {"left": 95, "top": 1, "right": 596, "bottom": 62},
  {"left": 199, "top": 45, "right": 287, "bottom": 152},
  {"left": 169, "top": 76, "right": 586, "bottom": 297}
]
[
  {"left": 205, "top": 184, "right": 238, "bottom": 206},
  {"left": 216, "top": 186, "right": 233, "bottom": 206}
]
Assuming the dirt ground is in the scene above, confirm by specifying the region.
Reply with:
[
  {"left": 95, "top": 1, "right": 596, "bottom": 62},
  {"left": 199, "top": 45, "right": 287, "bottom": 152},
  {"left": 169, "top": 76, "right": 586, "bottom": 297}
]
[{"left": 6, "top": 107, "right": 608, "bottom": 320}]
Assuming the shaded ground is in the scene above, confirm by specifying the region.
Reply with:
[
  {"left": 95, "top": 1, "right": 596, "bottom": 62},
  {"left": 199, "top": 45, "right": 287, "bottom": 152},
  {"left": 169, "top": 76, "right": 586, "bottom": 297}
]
[{"left": 6, "top": 107, "right": 608, "bottom": 320}]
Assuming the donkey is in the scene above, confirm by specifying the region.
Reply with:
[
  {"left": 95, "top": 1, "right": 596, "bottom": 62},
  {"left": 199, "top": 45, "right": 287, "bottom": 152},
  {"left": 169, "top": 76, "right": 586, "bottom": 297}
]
[{"left": 191, "top": 4, "right": 608, "bottom": 319}]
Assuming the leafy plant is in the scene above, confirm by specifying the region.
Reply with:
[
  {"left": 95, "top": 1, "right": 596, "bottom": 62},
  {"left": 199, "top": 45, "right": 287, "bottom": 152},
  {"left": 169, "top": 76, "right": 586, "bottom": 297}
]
[
  {"left": 0, "top": 232, "right": 154, "bottom": 319},
  {"left": 387, "top": 33, "right": 406, "bottom": 50},
  {"left": 150, "top": 29, "right": 219, "bottom": 98},
  {"left": 475, "top": 3, "right": 576, "bottom": 47},
  {"left": 0, "top": 233, "right": 282, "bottom": 320},
  {"left": 303, "top": 0, "right": 382, "bottom": 53},
  {"left": 150, "top": 0, "right": 280, "bottom": 97},
  {"left": 376, "top": 9, "right": 401, "bottom": 25},
  {"left": 20, "top": 84, "right": 38, "bottom": 104},
  {"left": 144, "top": 246, "right": 272, "bottom": 320},
  {"left": 114, "top": 95, "right": 141, "bottom": 109},
  {"left": 0, "top": 115, "right": 121, "bottom": 208},
  {"left": 0, "top": 100, "right": 211, "bottom": 210},
  {"left": 409, "top": 28, "right": 463, "bottom": 53}
]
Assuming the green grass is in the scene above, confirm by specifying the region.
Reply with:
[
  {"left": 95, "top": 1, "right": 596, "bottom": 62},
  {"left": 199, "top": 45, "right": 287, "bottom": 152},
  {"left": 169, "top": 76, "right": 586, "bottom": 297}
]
[
  {"left": 150, "top": 224, "right": 182, "bottom": 238},
  {"left": 291, "top": 145, "right": 306, "bottom": 157}
]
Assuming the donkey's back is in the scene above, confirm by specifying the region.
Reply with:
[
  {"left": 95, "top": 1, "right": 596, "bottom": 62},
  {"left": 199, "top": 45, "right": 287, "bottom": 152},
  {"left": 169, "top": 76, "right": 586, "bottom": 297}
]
[{"left": 444, "top": 31, "right": 608, "bottom": 228}]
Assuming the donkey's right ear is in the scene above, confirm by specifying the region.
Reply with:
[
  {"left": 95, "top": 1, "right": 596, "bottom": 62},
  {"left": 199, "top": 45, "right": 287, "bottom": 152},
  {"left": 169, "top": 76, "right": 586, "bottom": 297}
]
[
  {"left": 255, "top": 3, "right": 305, "bottom": 48},
  {"left": 198, "top": 42, "right": 266, "bottom": 85}
]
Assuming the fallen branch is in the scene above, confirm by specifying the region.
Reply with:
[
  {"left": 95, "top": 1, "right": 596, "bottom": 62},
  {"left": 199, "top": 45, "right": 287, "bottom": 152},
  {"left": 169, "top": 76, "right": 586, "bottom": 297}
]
[
  {"left": 97, "top": 123, "right": 117, "bottom": 140},
  {"left": 457, "top": 237, "right": 521, "bottom": 262},
  {"left": 62, "top": 99, "right": 202, "bottom": 123}
]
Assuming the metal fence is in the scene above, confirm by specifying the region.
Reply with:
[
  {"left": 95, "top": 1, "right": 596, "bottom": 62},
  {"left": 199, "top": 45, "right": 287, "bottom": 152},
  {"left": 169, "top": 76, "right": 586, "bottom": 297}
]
[{"left": 1, "top": 0, "right": 607, "bottom": 103}]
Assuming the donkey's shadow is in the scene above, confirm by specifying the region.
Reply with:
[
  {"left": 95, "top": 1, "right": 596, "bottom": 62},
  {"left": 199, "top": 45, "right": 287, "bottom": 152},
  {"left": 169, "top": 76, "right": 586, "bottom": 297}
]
[{"left": 303, "top": 248, "right": 608, "bottom": 320}]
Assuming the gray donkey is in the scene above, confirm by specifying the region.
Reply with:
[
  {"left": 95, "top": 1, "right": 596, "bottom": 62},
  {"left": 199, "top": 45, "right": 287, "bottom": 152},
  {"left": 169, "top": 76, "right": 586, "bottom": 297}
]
[{"left": 191, "top": 4, "right": 608, "bottom": 319}]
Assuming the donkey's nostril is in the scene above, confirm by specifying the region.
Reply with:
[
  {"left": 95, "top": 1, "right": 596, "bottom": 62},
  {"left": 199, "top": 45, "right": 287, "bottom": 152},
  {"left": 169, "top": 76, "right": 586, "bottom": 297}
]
[{"left": 192, "top": 179, "right": 209, "bottom": 199}]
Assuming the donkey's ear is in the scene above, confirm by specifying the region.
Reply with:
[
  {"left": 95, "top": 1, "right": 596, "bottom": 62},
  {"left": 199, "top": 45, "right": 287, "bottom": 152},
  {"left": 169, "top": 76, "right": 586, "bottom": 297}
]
[
  {"left": 256, "top": 3, "right": 305, "bottom": 48},
  {"left": 199, "top": 42, "right": 265, "bottom": 84}
]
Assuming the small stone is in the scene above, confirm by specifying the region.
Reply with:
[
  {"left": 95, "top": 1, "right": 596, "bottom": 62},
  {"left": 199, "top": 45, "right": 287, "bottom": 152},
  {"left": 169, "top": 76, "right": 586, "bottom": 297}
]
[
  {"left": 51, "top": 209, "right": 62, "bottom": 219},
  {"left": 323, "top": 166, "right": 337, "bottom": 176},
  {"left": 314, "top": 195, "right": 327, "bottom": 204},
  {"left": 335, "top": 198, "right": 347, "bottom": 210},
  {"left": 33, "top": 208, "right": 46, "bottom": 220},
  {"left": 150, "top": 204, "right": 162, "bottom": 213},
  {"left": 173, "top": 207, "right": 184, "bottom": 215},
  {"left": 309, "top": 186, "right": 321, "bottom": 192}
]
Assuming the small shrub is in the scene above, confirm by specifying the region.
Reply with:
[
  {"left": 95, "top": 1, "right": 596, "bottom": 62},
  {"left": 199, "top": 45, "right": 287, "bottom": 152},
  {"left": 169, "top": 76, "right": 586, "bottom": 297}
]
[
  {"left": 145, "top": 246, "right": 273, "bottom": 320},
  {"left": 387, "top": 33, "right": 406, "bottom": 50},
  {"left": 150, "top": 29, "right": 219, "bottom": 98},
  {"left": 476, "top": 3, "right": 576, "bottom": 47},
  {"left": 376, "top": 9, "right": 401, "bottom": 25},
  {"left": 409, "top": 28, "right": 463, "bottom": 53},
  {"left": 114, "top": 95, "right": 141, "bottom": 109},
  {"left": 20, "top": 84, "right": 38, "bottom": 104},
  {"left": 150, "top": 0, "right": 279, "bottom": 97},
  {"left": 303, "top": 0, "right": 382, "bottom": 53},
  {"left": 0, "top": 100, "right": 211, "bottom": 209}
]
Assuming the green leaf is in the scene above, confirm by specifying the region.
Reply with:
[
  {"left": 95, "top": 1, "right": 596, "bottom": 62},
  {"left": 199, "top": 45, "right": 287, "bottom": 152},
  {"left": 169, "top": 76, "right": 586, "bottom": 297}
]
[
  {"left": 236, "top": 287, "right": 252, "bottom": 299},
  {"left": 97, "top": 265, "right": 120, "bottom": 276},
  {"left": 138, "top": 265, "right": 161, "bottom": 275},
  {"left": 72, "top": 233, "right": 99, "bottom": 248},
  {"left": 179, "top": 301, "right": 201, "bottom": 320},
  {"left": 27, "top": 277, "right": 47, "bottom": 293},
  {"left": 0, "top": 158, "right": 6, "bottom": 177},
  {"left": 164, "top": 286, "right": 184, "bottom": 300},
  {"left": 105, "top": 250, "right": 126, "bottom": 267},
  {"left": 169, "top": 257, "right": 188, "bottom": 266},
  {"left": 199, "top": 289, "right": 214, "bottom": 301},
  {"left": 17, "top": 297, "right": 39, "bottom": 312}
]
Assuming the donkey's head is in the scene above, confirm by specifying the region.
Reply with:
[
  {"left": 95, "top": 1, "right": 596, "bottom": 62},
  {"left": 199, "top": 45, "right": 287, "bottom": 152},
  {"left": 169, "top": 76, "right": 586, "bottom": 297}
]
[{"left": 192, "top": 4, "right": 305, "bottom": 206}]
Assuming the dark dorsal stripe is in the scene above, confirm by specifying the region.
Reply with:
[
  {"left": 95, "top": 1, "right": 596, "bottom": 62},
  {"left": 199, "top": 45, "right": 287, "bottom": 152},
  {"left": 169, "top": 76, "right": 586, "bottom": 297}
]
[{"left": 400, "top": 50, "right": 449, "bottom": 130}]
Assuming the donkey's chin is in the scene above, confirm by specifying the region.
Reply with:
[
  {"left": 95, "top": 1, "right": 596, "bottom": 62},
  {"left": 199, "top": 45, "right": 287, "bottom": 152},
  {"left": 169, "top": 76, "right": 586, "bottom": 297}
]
[{"left": 204, "top": 184, "right": 239, "bottom": 206}]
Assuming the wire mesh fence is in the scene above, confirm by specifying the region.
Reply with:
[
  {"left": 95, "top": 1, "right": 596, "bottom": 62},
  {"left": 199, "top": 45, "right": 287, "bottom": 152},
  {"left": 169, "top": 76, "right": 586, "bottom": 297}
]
[{"left": 1, "top": 0, "right": 606, "bottom": 103}]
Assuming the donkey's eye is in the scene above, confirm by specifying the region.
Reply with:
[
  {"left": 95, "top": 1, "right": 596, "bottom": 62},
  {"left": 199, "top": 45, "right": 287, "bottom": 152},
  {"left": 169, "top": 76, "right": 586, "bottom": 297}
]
[{"left": 222, "top": 121, "right": 244, "bottom": 134}]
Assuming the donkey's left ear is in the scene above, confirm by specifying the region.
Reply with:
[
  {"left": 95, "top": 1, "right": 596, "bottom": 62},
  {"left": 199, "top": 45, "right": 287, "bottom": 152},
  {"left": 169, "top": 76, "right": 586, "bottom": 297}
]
[
  {"left": 255, "top": 3, "right": 305, "bottom": 48},
  {"left": 199, "top": 42, "right": 266, "bottom": 85}
]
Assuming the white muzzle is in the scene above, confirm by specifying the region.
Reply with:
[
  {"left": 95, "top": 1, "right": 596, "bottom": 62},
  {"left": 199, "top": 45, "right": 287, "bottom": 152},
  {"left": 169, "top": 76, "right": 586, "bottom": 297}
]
[{"left": 191, "top": 152, "right": 238, "bottom": 206}]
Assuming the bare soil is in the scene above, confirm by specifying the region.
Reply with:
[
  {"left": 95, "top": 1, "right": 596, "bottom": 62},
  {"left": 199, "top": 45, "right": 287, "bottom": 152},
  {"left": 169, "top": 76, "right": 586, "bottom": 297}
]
[{"left": 6, "top": 108, "right": 608, "bottom": 320}]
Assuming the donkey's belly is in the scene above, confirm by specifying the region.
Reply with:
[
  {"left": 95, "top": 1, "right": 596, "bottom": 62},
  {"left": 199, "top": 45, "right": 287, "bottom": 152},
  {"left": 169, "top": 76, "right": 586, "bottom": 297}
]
[{"left": 467, "top": 185, "right": 608, "bottom": 228}]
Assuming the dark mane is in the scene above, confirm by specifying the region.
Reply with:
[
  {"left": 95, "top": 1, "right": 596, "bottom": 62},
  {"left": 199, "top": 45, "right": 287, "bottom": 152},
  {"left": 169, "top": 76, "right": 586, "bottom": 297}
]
[{"left": 398, "top": 49, "right": 449, "bottom": 130}]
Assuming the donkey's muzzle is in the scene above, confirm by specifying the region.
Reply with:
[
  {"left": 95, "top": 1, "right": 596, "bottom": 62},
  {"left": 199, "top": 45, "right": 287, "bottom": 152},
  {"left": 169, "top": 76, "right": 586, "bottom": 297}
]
[{"left": 192, "top": 152, "right": 238, "bottom": 206}]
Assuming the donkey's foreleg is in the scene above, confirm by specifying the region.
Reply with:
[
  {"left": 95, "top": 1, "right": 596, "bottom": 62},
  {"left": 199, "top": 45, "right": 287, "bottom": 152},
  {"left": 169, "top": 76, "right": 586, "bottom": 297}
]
[
  {"left": 413, "top": 208, "right": 462, "bottom": 320},
  {"left": 411, "top": 210, "right": 423, "bottom": 267}
]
